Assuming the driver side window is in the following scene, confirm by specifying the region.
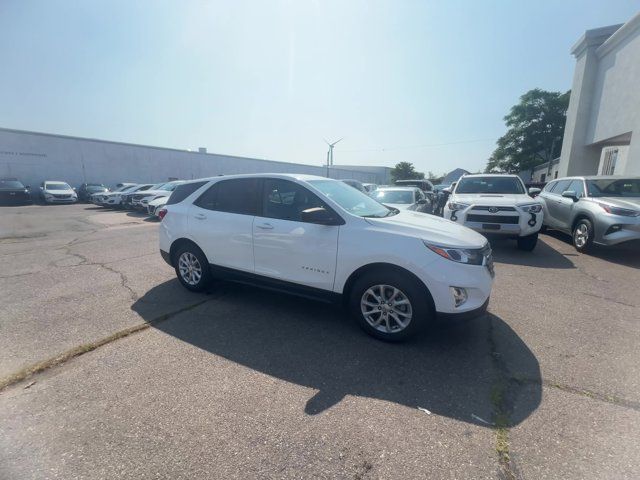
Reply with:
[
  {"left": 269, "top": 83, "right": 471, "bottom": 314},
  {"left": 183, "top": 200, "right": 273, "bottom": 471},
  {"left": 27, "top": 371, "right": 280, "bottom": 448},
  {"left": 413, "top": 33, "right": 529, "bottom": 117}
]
[{"left": 261, "top": 179, "right": 330, "bottom": 222}]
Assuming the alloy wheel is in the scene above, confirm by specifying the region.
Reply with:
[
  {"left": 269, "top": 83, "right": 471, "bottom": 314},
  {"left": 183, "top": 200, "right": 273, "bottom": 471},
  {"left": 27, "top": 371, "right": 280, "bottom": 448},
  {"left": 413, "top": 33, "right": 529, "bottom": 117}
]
[
  {"left": 178, "top": 252, "right": 203, "bottom": 286},
  {"left": 360, "top": 284, "right": 413, "bottom": 333},
  {"left": 574, "top": 224, "right": 588, "bottom": 248}
]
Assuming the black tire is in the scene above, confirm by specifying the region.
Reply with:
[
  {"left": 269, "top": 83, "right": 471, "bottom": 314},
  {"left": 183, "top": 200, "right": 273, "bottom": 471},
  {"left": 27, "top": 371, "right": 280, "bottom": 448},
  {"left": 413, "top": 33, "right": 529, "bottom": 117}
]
[
  {"left": 539, "top": 224, "right": 547, "bottom": 234},
  {"left": 572, "top": 218, "right": 594, "bottom": 253},
  {"left": 348, "top": 269, "right": 433, "bottom": 341},
  {"left": 173, "top": 243, "right": 212, "bottom": 292},
  {"left": 517, "top": 232, "right": 538, "bottom": 251}
]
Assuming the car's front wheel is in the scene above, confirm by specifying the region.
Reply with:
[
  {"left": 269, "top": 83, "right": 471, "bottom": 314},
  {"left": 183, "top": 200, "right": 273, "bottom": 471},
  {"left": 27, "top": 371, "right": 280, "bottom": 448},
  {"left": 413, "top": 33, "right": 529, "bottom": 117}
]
[
  {"left": 349, "top": 270, "right": 432, "bottom": 341},
  {"left": 517, "top": 232, "right": 538, "bottom": 251},
  {"left": 572, "top": 218, "right": 594, "bottom": 253},
  {"left": 174, "top": 244, "right": 212, "bottom": 292}
]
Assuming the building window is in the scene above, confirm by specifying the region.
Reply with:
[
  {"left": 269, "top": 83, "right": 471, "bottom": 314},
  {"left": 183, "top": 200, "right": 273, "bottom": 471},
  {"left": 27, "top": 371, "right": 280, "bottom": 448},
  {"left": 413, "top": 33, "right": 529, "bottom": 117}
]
[
  {"left": 602, "top": 148, "right": 619, "bottom": 175},
  {"left": 540, "top": 173, "right": 546, "bottom": 182},
  {"left": 554, "top": 171, "right": 558, "bottom": 179}
]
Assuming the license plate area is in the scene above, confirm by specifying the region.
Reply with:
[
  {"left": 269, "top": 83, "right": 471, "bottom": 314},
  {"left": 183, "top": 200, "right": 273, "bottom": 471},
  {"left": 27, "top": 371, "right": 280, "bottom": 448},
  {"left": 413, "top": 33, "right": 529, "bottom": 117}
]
[{"left": 482, "top": 223, "right": 501, "bottom": 230}]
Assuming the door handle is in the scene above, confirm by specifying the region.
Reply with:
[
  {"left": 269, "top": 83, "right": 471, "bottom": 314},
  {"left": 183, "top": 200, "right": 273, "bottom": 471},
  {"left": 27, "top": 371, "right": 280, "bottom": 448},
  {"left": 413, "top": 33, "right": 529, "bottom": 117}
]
[
  {"left": 256, "top": 223, "right": 274, "bottom": 230},
  {"left": 194, "top": 213, "right": 207, "bottom": 220}
]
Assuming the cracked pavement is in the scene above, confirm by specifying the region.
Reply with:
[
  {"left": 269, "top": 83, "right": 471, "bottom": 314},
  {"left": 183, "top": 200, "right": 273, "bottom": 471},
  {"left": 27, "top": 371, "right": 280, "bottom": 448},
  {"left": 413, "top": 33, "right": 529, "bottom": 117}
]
[{"left": 1, "top": 204, "right": 640, "bottom": 479}]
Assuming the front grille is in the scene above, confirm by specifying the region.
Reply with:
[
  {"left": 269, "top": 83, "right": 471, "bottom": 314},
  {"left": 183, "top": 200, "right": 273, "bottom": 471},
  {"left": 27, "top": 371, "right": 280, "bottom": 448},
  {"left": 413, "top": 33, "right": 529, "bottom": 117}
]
[
  {"left": 467, "top": 214, "right": 520, "bottom": 224},
  {"left": 53, "top": 194, "right": 71, "bottom": 199},
  {"left": 471, "top": 206, "right": 516, "bottom": 212}
]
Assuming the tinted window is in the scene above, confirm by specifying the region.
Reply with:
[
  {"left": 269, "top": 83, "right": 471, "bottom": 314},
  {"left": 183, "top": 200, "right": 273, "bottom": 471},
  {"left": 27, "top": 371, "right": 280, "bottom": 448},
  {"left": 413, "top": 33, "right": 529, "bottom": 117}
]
[
  {"left": 586, "top": 178, "right": 640, "bottom": 198},
  {"left": 167, "top": 181, "right": 207, "bottom": 205},
  {"left": 566, "top": 180, "right": 585, "bottom": 197},
  {"left": 0, "top": 180, "right": 25, "bottom": 189},
  {"left": 543, "top": 181, "right": 556, "bottom": 192},
  {"left": 455, "top": 176, "right": 525, "bottom": 194},
  {"left": 194, "top": 178, "right": 259, "bottom": 215},
  {"left": 551, "top": 179, "right": 571, "bottom": 194},
  {"left": 262, "top": 179, "right": 330, "bottom": 222}
]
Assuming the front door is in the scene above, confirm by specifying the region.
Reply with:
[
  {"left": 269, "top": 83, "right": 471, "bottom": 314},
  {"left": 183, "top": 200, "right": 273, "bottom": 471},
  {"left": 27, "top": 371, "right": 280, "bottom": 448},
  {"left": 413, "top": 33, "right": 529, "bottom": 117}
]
[{"left": 253, "top": 178, "right": 340, "bottom": 291}]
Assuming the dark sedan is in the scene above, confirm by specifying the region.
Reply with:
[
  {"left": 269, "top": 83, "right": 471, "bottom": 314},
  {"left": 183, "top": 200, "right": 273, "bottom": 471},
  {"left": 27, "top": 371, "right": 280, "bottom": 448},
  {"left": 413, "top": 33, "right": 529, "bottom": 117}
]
[
  {"left": 0, "top": 178, "right": 33, "bottom": 205},
  {"left": 77, "top": 183, "right": 109, "bottom": 202}
]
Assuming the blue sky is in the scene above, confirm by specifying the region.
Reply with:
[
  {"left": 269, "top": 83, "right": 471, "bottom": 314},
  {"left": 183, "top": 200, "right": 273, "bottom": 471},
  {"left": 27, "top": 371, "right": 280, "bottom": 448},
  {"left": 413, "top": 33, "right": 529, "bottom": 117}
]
[{"left": 1, "top": 1, "right": 638, "bottom": 174}]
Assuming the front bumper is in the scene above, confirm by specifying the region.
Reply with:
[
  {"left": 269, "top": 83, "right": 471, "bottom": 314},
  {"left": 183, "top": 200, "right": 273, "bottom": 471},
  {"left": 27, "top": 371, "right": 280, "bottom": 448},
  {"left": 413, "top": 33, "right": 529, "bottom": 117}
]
[
  {"left": 437, "top": 298, "right": 489, "bottom": 322},
  {"left": 595, "top": 217, "right": 640, "bottom": 246},
  {"left": 445, "top": 206, "right": 542, "bottom": 237}
]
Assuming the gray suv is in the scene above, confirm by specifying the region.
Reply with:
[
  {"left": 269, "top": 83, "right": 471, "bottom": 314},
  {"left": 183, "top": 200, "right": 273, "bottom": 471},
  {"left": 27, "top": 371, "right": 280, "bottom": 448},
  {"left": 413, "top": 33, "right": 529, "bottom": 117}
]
[{"left": 538, "top": 176, "right": 640, "bottom": 252}]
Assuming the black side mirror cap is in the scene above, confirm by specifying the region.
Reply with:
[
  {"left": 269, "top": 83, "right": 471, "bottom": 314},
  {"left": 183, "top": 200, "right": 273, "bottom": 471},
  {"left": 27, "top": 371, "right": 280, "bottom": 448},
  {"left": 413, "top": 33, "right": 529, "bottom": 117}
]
[
  {"left": 561, "top": 190, "right": 579, "bottom": 202},
  {"left": 300, "top": 207, "right": 344, "bottom": 225}
]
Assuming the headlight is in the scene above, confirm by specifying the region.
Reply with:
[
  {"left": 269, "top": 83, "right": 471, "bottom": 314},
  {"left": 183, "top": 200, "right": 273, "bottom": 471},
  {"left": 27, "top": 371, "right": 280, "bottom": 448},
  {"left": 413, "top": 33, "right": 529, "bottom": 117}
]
[
  {"left": 424, "top": 241, "right": 486, "bottom": 265},
  {"left": 597, "top": 203, "right": 640, "bottom": 217},
  {"left": 448, "top": 202, "right": 469, "bottom": 211},
  {"left": 519, "top": 203, "right": 542, "bottom": 213}
]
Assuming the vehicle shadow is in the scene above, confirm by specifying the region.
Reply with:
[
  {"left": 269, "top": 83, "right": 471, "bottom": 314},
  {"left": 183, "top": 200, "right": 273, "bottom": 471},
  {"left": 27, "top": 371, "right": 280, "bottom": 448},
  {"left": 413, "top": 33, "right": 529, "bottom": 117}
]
[
  {"left": 542, "top": 230, "right": 640, "bottom": 268},
  {"left": 489, "top": 236, "right": 576, "bottom": 269},
  {"left": 132, "top": 280, "right": 541, "bottom": 427}
]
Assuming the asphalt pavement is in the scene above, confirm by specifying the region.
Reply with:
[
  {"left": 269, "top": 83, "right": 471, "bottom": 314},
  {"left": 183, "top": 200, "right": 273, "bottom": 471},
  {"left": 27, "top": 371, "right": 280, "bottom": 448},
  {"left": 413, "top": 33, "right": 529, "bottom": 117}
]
[{"left": 1, "top": 204, "right": 639, "bottom": 479}]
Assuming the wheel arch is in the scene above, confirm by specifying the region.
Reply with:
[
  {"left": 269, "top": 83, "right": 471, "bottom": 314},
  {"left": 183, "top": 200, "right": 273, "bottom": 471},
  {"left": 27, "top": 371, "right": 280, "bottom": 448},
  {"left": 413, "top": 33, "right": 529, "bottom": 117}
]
[
  {"left": 341, "top": 262, "right": 436, "bottom": 312},
  {"left": 571, "top": 211, "right": 596, "bottom": 234},
  {"left": 169, "top": 238, "right": 208, "bottom": 266}
]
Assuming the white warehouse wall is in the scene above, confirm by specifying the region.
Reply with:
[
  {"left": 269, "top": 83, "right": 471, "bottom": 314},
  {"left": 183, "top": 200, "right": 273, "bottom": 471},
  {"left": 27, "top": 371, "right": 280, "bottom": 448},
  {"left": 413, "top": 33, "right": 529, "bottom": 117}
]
[{"left": 0, "top": 128, "right": 380, "bottom": 188}]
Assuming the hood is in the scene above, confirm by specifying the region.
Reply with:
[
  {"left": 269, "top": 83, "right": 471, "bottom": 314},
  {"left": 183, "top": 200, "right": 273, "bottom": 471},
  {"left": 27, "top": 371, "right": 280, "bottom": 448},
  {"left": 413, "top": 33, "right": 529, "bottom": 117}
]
[
  {"left": 592, "top": 197, "right": 640, "bottom": 210},
  {"left": 451, "top": 193, "right": 534, "bottom": 206},
  {"left": 148, "top": 196, "right": 168, "bottom": 206},
  {"left": 137, "top": 189, "right": 172, "bottom": 197},
  {"left": 365, "top": 210, "right": 487, "bottom": 249},
  {"left": 44, "top": 188, "right": 75, "bottom": 195}
]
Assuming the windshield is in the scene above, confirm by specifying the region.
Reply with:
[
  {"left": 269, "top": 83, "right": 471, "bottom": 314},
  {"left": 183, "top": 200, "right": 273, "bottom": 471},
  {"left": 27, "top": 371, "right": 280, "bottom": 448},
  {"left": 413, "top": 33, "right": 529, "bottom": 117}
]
[
  {"left": 374, "top": 190, "right": 414, "bottom": 204},
  {"left": 586, "top": 179, "right": 640, "bottom": 198},
  {"left": 160, "top": 182, "right": 182, "bottom": 191},
  {"left": 86, "top": 185, "right": 107, "bottom": 192},
  {"left": 0, "top": 180, "right": 25, "bottom": 189},
  {"left": 308, "top": 180, "right": 394, "bottom": 218},
  {"left": 455, "top": 176, "right": 525, "bottom": 194},
  {"left": 45, "top": 182, "right": 71, "bottom": 191}
]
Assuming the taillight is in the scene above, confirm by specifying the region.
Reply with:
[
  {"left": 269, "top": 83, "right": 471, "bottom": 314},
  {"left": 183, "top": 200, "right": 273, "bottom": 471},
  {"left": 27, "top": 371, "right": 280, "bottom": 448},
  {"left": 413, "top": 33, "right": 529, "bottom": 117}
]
[{"left": 158, "top": 208, "right": 167, "bottom": 220}]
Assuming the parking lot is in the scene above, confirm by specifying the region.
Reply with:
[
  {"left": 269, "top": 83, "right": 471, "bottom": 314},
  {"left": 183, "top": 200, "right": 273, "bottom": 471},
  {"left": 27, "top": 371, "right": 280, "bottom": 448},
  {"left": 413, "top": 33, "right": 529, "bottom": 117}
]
[{"left": 1, "top": 203, "right": 639, "bottom": 479}]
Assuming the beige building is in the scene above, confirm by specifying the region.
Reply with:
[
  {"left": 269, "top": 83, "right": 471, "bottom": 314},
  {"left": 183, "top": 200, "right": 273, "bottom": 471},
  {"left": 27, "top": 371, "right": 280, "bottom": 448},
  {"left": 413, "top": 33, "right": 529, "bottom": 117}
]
[{"left": 558, "top": 12, "right": 640, "bottom": 177}]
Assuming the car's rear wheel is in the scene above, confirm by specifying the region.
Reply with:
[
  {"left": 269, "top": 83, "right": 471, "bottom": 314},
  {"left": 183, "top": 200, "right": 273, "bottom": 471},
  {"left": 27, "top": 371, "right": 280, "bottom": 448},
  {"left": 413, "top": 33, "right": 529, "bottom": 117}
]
[
  {"left": 349, "top": 270, "right": 432, "bottom": 341},
  {"left": 573, "top": 218, "right": 594, "bottom": 253},
  {"left": 516, "top": 232, "right": 538, "bottom": 251},
  {"left": 174, "top": 244, "right": 212, "bottom": 292}
]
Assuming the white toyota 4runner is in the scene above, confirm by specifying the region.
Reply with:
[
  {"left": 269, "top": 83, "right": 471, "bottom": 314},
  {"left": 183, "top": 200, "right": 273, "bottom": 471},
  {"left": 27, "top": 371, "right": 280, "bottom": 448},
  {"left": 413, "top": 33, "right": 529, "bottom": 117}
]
[
  {"left": 159, "top": 174, "right": 494, "bottom": 341},
  {"left": 444, "top": 174, "right": 543, "bottom": 251}
]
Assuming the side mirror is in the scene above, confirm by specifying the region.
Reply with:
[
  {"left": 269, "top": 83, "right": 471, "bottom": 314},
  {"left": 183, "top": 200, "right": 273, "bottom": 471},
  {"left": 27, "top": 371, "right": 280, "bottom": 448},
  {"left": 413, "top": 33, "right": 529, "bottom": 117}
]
[
  {"left": 442, "top": 187, "right": 452, "bottom": 194},
  {"left": 528, "top": 187, "right": 541, "bottom": 196},
  {"left": 301, "top": 207, "right": 343, "bottom": 225},
  {"left": 562, "top": 190, "right": 579, "bottom": 202}
]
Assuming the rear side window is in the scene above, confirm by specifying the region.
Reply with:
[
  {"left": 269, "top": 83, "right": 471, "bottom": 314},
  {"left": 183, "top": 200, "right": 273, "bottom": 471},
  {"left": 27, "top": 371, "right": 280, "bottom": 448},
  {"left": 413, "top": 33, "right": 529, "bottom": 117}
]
[
  {"left": 194, "top": 178, "right": 259, "bottom": 215},
  {"left": 543, "top": 182, "right": 556, "bottom": 192},
  {"left": 167, "top": 181, "right": 207, "bottom": 205}
]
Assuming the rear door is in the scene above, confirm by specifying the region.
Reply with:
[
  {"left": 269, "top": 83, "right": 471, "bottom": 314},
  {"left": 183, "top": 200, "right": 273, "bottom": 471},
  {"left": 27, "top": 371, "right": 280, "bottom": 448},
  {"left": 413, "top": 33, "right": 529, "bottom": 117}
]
[
  {"left": 253, "top": 178, "right": 340, "bottom": 291},
  {"left": 188, "top": 178, "right": 258, "bottom": 273}
]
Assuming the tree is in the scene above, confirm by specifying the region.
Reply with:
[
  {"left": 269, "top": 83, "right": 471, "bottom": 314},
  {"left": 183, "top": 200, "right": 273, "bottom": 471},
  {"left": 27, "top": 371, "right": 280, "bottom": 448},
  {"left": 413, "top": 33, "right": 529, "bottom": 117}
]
[
  {"left": 390, "top": 162, "right": 424, "bottom": 183},
  {"left": 486, "top": 89, "right": 570, "bottom": 174}
]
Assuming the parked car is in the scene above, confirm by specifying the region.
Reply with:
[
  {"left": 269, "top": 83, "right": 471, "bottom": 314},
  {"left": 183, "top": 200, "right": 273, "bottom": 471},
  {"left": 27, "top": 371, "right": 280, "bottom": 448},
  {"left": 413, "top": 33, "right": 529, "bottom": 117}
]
[
  {"left": 39, "top": 181, "right": 78, "bottom": 204},
  {"left": 372, "top": 187, "right": 432, "bottom": 214},
  {"left": 362, "top": 183, "right": 378, "bottom": 193},
  {"left": 77, "top": 183, "right": 109, "bottom": 202},
  {"left": 444, "top": 174, "right": 543, "bottom": 251},
  {"left": 92, "top": 184, "right": 138, "bottom": 206},
  {"left": 147, "top": 196, "right": 169, "bottom": 218},
  {"left": 537, "top": 176, "right": 640, "bottom": 252},
  {"left": 340, "top": 179, "right": 367, "bottom": 193},
  {"left": 0, "top": 178, "right": 33, "bottom": 205},
  {"left": 133, "top": 181, "right": 185, "bottom": 210},
  {"left": 159, "top": 174, "right": 494, "bottom": 341},
  {"left": 120, "top": 184, "right": 156, "bottom": 209}
]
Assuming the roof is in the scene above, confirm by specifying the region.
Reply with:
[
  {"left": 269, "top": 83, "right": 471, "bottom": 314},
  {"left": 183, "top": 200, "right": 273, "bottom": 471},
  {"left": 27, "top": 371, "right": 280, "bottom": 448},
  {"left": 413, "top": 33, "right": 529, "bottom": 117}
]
[
  {"left": 375, "top": 186, "right": 417, "bottom": 191},
  {"left": 182, "top": 173, "right": 334, "bottom": 183},
  {"left": 460, "top": 173, "right": 520, "bottom": 178},
  {"left": 560, "top": 175, "right": 640, "bottom": 180}
]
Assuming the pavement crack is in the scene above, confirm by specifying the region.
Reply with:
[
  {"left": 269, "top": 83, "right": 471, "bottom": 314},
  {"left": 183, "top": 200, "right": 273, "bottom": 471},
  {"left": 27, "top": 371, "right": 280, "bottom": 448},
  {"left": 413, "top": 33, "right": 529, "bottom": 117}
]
[
  {"left": 581, "top": 292, "right": 636, "bottom": 308},
  {"left": 0, "top": 297, "right": 215, "bottom": 392}
]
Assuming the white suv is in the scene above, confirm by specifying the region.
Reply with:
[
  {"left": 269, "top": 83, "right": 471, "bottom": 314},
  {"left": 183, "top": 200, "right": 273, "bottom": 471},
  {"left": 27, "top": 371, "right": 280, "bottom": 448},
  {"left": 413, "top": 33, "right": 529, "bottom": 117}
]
[
  {"left": 444, "top": 174, "right": 543, "bottom": 251},
  {"left": 159, "top": 174, "right": 494, "bottom": 341}
]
